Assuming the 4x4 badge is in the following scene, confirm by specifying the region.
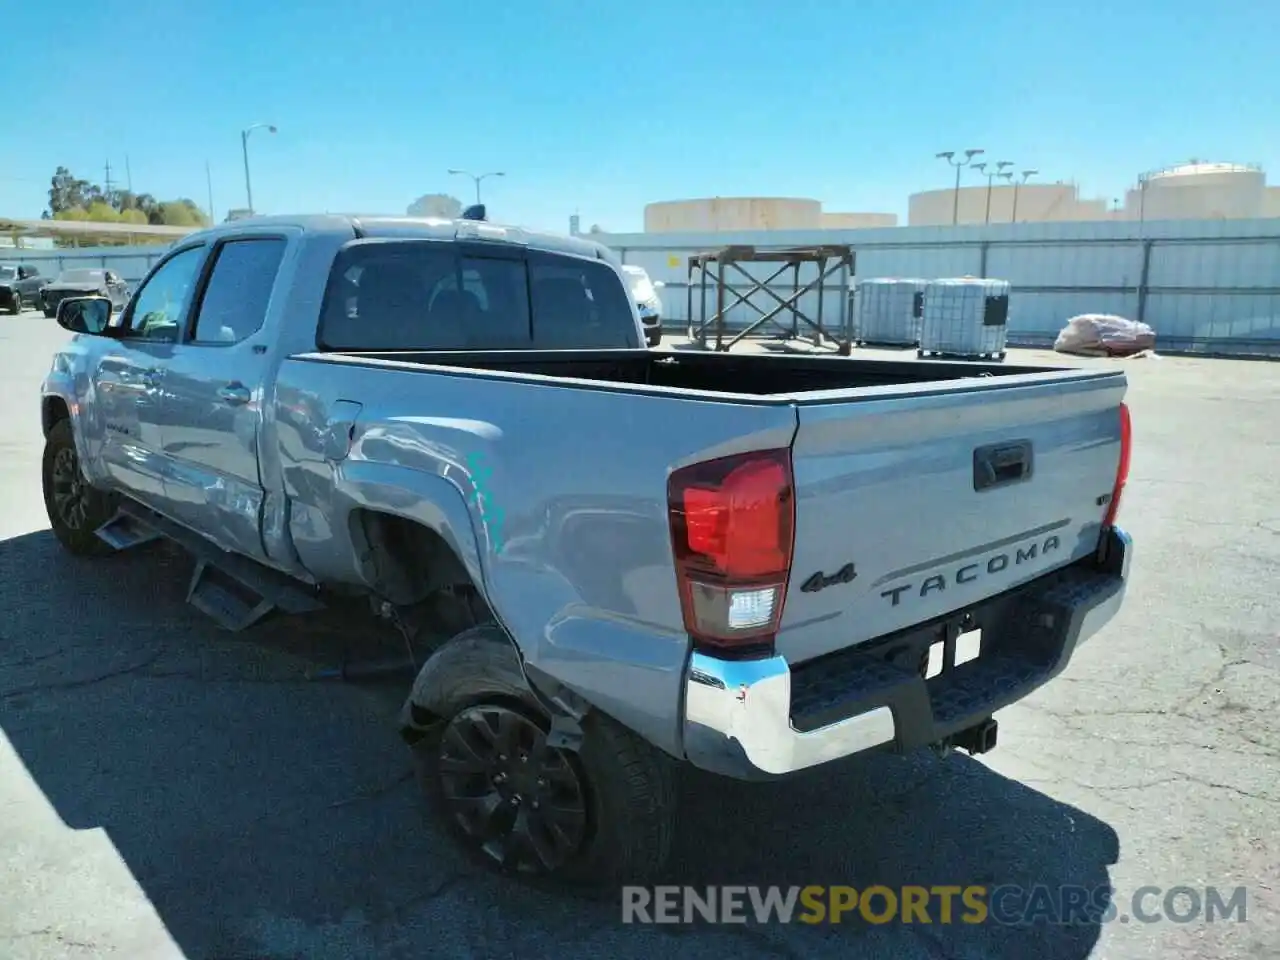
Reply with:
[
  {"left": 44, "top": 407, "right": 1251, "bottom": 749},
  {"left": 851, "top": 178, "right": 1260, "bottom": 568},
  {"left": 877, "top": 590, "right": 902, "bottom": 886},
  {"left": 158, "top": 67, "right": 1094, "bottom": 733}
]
[{"left": 800, "top": 563, "right": 857, "bottom": 593}]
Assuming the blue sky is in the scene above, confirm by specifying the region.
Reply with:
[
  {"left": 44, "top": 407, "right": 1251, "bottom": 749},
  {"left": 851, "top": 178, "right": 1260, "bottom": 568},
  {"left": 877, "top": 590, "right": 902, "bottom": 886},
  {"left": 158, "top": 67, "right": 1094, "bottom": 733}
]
[{"left": 5, "top": 0, "right": 1277, "bottom": 232}]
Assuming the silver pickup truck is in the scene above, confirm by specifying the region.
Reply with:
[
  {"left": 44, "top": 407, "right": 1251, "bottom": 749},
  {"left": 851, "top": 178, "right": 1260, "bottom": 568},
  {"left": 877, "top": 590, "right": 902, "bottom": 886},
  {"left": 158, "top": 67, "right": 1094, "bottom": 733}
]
[{"left": 40, "top": 214, "right": 1133, "bottom": 887}]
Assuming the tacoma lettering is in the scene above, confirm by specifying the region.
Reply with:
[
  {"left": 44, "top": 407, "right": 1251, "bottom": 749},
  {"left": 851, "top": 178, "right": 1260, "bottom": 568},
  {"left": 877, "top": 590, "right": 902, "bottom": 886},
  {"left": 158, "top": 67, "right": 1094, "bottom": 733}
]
[{"left": 880, "top": 535, "right": 1061, "bottom": 607}]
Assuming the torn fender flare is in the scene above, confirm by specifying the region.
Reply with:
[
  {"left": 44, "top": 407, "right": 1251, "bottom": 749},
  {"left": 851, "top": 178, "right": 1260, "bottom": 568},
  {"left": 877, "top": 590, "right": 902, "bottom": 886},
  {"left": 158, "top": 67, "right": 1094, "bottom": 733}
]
[{"left": 399, "top": 624, "right": 588, "bottom": 751}]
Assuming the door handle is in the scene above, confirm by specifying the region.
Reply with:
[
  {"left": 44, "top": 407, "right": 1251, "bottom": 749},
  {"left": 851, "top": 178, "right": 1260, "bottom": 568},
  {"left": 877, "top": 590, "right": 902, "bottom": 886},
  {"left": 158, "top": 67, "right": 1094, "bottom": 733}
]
[{"left": 217, "top": 384, "right": 251, "bottom": 406}]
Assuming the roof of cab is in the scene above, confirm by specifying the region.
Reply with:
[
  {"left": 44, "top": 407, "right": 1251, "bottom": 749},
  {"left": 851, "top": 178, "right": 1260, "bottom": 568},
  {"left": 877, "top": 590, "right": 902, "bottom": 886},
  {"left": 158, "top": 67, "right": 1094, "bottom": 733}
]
[{"left": 181, "top": 213, "right": 614, "bottom": 261}]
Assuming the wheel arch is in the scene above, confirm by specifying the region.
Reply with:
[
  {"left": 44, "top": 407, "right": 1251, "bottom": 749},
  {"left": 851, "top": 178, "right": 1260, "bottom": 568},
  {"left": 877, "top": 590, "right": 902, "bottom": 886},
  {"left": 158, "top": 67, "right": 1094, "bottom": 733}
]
[{"left": 42, "top": 395, "right": 71, "bottom": 438}]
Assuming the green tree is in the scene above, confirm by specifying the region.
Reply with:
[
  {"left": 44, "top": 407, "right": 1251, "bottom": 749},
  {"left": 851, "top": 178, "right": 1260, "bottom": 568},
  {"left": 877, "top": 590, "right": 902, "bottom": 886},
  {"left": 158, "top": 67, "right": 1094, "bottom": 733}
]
[
  {"left": 85, "top": 200, "right": 121, "bottom": 222},
  {"left": 46, "top": 166, "right": 210, "bottom": 228},
  {"left": 158, "top": 199, "right": 210, "bottom": 227},
  {"left": 46, "top": 167, "right": 93, "bottom": 217}
]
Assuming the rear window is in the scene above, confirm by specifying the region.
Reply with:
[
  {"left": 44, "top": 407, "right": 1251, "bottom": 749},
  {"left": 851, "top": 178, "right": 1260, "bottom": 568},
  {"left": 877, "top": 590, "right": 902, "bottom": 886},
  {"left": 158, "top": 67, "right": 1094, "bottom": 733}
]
[
  {"left": 58, "top": 269, "right": 105, "bottom": 284},
  {"left": 317, "top": 240, "right": 639, "bottom": 351}
]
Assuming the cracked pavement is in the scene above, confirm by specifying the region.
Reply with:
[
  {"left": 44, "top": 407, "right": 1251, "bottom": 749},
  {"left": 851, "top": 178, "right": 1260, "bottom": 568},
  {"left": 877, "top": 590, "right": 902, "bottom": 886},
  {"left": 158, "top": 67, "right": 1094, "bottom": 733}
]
[{"left": 1, "top": 316, "right": 1276, "bottom": 959}]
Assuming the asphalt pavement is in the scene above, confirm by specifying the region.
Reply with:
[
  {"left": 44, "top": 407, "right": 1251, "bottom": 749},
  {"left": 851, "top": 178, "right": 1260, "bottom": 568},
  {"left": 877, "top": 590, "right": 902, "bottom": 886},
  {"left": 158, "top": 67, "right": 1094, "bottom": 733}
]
[{"left": 1, "top": 311, "right": 1276, "bottom": 959}]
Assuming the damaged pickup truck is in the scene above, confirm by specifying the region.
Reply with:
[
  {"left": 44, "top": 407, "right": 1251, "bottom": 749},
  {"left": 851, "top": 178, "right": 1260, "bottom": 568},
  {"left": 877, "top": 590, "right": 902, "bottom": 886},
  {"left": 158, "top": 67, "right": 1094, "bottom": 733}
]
[{"left": 40, "top": 214, "right": 1133, "bottom": 886}]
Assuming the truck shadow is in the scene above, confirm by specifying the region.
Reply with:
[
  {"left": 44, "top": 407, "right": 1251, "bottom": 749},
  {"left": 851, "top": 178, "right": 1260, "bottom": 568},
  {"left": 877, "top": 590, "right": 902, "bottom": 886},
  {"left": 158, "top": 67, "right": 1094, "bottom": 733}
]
[{"left": 0, "top": 528, "right": 1118, "bottom": 960}]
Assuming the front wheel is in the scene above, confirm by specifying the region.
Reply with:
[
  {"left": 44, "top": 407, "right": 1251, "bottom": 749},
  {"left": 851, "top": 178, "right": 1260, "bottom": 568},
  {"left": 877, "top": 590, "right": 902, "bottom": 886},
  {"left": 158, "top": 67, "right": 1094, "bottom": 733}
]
[
  {"left": 8, "top": 292, "right": 21, "bottom": 315},
  {"left": 42, "top": 418, "right": 118, "bottom": 556}
]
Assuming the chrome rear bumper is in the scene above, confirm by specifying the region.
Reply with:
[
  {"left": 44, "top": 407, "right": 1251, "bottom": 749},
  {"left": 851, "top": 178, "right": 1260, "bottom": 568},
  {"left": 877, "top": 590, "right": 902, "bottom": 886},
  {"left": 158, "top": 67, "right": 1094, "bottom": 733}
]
[{"left": 682, "top": 527, "right": 1132, "bottom": 779}]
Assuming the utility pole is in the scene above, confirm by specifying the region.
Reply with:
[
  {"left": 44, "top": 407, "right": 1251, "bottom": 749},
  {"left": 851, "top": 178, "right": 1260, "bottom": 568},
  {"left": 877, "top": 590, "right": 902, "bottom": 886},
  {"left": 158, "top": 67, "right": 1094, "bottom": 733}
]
[
  {"left": 103, "top": 160, "right": 114, "bottom": 196},
  {"left": 936, "top": 149, "right": 985, "bottom": 224},
  {"left": 206, "top": 161, "right": 215, "bottom": 225},
  {"left": 125, "top": 155, "right": 133, "bottom": 193}
]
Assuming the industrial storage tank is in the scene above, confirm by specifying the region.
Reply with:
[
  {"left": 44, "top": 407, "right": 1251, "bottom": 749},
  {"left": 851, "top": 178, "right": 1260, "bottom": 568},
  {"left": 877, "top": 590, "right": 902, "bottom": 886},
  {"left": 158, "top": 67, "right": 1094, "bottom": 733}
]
[
  {"left": 908, "top": 183, "right": 1080, "bottom": 225},
  {"left": 1125, "top": 162, "right": 1265, "bottom": 220},
  {"left": 919, "top": 278, "right": 1010, "bottom": 360},
  {"left": 643, "top": 197, "right": 822, "bottom": 232},
  {"left": 852, "top": 278, "right": 925, "bottom": 346}
]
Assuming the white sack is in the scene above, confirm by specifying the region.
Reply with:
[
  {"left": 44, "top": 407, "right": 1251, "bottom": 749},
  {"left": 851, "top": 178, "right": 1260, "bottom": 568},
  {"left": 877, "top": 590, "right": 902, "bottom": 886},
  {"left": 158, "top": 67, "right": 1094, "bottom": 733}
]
[{"left": 1054, "top": 314, "right": 1156, "bottom": 357}]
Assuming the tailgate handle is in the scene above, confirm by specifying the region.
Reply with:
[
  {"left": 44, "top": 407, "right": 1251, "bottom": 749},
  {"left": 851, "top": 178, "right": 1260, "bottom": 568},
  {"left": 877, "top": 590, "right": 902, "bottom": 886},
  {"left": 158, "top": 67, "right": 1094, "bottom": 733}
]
[{"left": 974, "top": 440, "right": 1033, "bottom": 491}]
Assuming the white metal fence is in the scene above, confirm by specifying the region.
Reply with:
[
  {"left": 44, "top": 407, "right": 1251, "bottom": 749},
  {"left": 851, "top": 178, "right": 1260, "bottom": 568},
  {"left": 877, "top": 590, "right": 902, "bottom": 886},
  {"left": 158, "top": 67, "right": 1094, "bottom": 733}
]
[
  {"left": 6, "top": 218, "right": 1279, "bottom": 356},
  {"left": 0, "top": 246, "right": 168, "bottom": 289},
  {"left": 602, "top": 218, "right": 1280, "bottom": 357}
]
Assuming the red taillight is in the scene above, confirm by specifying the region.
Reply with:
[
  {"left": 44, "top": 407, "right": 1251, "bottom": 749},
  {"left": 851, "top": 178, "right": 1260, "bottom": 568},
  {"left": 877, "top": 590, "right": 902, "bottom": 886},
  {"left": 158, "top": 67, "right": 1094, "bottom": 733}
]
[
  {"left": 668, "top": 448, "right": 795, "bottom": 658},
  {"left": 1102, "top": 402, "right": 1132, "bottom": 529}
]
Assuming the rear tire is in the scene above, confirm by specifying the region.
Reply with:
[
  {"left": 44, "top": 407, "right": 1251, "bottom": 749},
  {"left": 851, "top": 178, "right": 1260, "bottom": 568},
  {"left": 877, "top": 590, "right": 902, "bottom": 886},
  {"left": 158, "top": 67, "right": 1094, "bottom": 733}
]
[
  {"left": 43, "top": 305, "right": 55, "bottom": 319},
  {"left": 406, "top": 625, "right": 676, "bottom": 889},
  {"left": 42, "top": 419, "right": 118, "bottom": 556}
]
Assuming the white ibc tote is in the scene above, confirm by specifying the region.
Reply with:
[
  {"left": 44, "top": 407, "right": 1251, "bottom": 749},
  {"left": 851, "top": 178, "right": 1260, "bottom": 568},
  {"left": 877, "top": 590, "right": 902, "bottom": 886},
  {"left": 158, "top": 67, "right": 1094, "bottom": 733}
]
[
  {"left": 918, "top": 277, "right": 1010, "bottom": 360},
  {"left": 852, "top": 278, "right": 925, "bottom": 346}
]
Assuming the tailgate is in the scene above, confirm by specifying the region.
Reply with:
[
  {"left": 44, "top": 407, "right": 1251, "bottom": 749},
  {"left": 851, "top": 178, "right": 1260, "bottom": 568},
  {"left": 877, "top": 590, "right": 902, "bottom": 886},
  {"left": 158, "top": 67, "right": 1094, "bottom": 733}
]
[{"left": 778, "top": 371, "right": 1127, "bottom": 665}]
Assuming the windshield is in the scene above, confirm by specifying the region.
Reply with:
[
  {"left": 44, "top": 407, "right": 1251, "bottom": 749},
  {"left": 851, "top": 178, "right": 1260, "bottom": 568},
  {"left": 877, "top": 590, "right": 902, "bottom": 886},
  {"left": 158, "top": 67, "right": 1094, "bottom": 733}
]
[
  {"left": 622, "top": 265, "right": 656, "bottom": 302},
  {"left": 0, "top": 266, "right": 15, "bottom": 280},
  {"left": 57, "top": 269, "right": 105, "bottom": 284}
]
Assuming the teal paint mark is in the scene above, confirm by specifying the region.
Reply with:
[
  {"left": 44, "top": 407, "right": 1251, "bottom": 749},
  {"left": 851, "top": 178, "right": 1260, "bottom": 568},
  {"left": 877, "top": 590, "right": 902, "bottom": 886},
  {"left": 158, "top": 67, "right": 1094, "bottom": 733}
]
[{"left": 466, "top": 452, "right": 505, "bottom": 552}]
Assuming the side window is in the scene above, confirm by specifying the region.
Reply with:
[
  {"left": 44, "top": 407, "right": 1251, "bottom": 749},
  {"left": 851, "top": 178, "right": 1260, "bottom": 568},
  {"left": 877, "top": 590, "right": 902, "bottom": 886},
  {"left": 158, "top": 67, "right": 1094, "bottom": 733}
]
[
  {"left": 528, "top": 254, "right": 639, "bottom": 349},
  {"left": 190, "top": 238, "right": 287, "bottom": 344},
  {"left": 123, "top": 246, "right": 206, "bottom": 342},
  {"left": 24, "top": 266, "right": 39, "bottom": 278}
]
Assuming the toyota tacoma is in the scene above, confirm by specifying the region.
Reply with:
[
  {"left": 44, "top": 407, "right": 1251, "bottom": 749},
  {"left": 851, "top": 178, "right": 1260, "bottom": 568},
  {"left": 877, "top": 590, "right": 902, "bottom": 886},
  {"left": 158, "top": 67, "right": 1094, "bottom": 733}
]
[{"left": 40, "top": 213, "right": 1133, "bottom": 886}]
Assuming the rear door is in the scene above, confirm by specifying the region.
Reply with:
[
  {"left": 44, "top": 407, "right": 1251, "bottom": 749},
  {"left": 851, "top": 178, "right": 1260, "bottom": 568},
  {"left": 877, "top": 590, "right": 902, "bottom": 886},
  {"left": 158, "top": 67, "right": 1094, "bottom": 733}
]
[
  {"left": 777, "top": 372, "right": 1127, "bottom": 665},
  {"left": 154, "top": 234, "right": 290, "bottom": 559}
]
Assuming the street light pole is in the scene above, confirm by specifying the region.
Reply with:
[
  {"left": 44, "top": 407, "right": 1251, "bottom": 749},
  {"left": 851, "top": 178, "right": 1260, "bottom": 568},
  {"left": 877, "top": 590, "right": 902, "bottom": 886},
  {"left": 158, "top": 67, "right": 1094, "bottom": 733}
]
[
  {"left": 241, "top": 122, "right": 277, "bottom": 215},
  {"left": 936, "top": 149, "right": 985, "bottom": 224},
  {"left": 971, "top": 160, "right": 1015, "bottom": 224},
  {"left": 448, "top": 169, "right": 505, "bottom": 205},
  {"left": 1011, "top": 169, "right": 1038, "bottom": 222}
]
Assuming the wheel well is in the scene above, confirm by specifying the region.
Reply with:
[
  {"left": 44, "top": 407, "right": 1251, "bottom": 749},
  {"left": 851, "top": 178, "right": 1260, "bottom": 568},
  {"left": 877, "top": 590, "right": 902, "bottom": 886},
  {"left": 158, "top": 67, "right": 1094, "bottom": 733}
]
[
  {"left": 351, "top": 508, "right": 481, "bottom": 608},
  {"left": 42, "top": 397, "right": 70, "bottom": 438}
]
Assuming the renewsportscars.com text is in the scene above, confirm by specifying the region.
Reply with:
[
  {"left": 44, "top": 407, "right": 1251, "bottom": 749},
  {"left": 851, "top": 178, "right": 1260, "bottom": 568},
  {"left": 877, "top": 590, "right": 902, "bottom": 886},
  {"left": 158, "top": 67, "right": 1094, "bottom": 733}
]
[{"left": 621, "top": 885, "right": 1249, "bottom": 926}]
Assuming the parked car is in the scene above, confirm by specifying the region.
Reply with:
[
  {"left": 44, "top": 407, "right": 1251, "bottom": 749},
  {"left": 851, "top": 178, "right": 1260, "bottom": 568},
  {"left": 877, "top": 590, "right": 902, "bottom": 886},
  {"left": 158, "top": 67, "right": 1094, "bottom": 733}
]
[
  {"left": 621, "top": 263, "right": 664, "bottom": 346},
  {"left": 0, "top": 263, "right": 49, "bottom": 314},
  {"left": 40, "top": 267, "right": 130, "bottom": 318},
  {"left": 41, "top": 214, "right": 1133, "bottom": 887}
]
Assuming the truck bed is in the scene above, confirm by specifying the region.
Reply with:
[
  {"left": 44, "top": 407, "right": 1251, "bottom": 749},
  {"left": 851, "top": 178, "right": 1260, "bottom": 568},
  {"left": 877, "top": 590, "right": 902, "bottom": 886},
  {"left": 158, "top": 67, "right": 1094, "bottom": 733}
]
[
  {"left": 282, "top": 345, "right": 1125, "bottom": 669},
  {"left": 311, "top": 347, "right": 1081, "bottom": 401}
]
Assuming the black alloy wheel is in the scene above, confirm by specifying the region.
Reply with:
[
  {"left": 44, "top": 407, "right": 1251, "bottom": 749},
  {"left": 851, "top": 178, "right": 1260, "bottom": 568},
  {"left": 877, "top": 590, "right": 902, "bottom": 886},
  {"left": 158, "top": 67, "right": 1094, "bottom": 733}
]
[
  {"left": 436, "top": 703, "right": 588, "bottom": 874},
  {"left": 9, "top": 291, "right": 21, "bottom": 314},
  {"left": 49, "top": 445, "right": 92, "bottom": 532}
]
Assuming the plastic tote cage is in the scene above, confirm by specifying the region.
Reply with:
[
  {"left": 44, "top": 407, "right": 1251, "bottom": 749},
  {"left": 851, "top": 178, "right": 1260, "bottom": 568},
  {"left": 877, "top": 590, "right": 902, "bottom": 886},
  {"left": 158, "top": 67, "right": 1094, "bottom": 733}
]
[
  {"left": 918, "top": 278, "right": 1010, "bottom": 360},
  {"left": 851, "top": 278, "right": 926, "bottom": 347}
]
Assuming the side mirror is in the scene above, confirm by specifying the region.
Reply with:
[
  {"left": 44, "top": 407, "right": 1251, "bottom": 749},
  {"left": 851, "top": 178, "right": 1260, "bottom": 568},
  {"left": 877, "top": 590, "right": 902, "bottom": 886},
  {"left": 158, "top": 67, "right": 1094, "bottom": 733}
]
[{"left": 56, "top": 296, "right": 113, "bottom": 335}]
